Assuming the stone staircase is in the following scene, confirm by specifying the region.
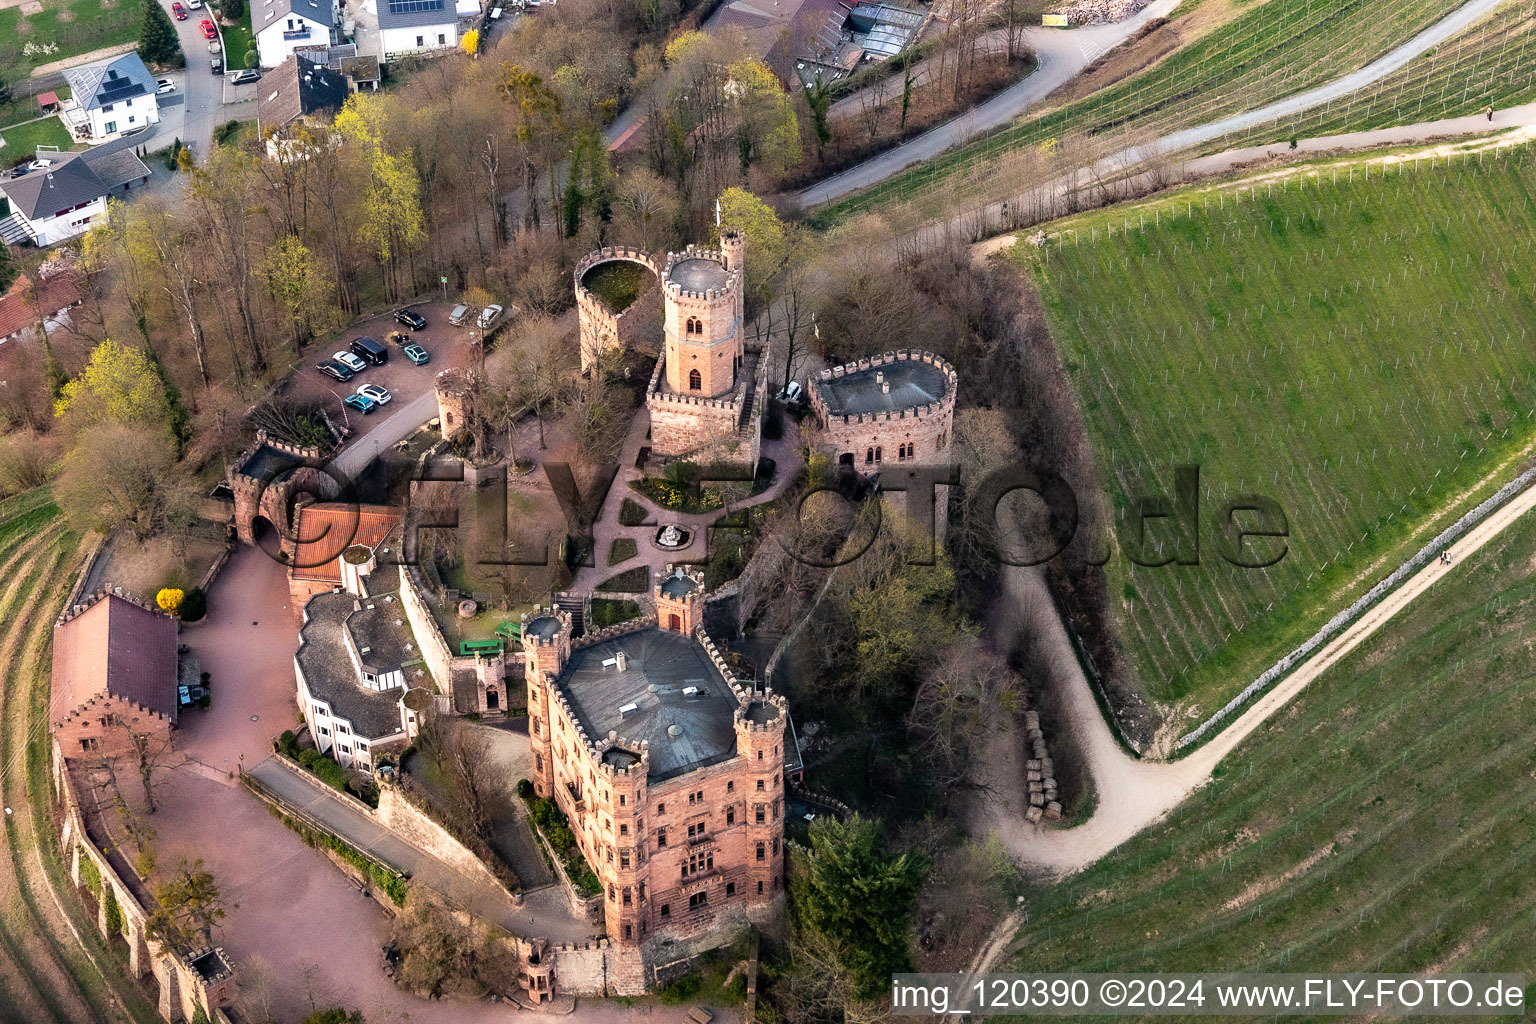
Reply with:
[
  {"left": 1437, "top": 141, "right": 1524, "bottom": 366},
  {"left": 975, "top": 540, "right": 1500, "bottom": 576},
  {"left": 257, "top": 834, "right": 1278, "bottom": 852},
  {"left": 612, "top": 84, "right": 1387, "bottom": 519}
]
[{"left": 554, "top": 592, "right": 587, "bottom": 637}]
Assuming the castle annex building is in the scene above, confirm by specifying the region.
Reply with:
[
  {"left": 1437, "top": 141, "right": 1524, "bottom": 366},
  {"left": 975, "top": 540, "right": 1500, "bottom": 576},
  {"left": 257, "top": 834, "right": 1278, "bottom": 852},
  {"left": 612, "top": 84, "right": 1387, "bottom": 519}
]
[
  {"left": 523, "top": 567, "right": 788, "bottom": 957},
  {"left": 809, "top": 349, "right": 957, "bottom": 472}
]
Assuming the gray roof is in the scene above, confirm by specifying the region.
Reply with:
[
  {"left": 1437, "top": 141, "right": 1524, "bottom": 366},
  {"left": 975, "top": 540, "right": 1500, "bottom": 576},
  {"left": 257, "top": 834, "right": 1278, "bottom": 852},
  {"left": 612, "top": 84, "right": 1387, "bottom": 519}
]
[
  {"left": 62, "top": 52, "right": 156, "bottom": 113},
  {"left": 668, "top": 257, "right": 729, "bottom": 292},
  {"left": 0, "top": 155, "right": 106, "bottom": 221},
  {"left": 257, "top": 53, "right": 350, "bottom": 133},
  {"left": 296, "top": 590, "right": 423, "bottom": 740},
  {"left": 816, "top": 358, "right": 951, "bottom": 416},
  {"left": 258, "top": 0, "right": 335, "bottom": 34},
  {"left": 557, "top": 629, "right": 738, "bottom": 781},
  {"left": 376, "top": 0, "right": 457, "bottom": 30},
  {"left": 84, "top": 149, "right": 152, "bottom": 191},
  {"left": 658, "top": 569, "right": 699, "bottom": 599}
]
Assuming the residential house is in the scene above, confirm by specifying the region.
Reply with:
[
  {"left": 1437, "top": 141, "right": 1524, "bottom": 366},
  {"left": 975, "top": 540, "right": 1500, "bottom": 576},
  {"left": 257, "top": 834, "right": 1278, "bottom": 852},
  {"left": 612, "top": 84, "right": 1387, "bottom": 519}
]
[
  {"left": 256, "top": 0, "right": 338, "bottom": 69},
  {"left": 0, "top": 155, "right": 109, "bottom": 246},
  {"left": 256, "top": 53, "right": 351, "bottom": 149},
  {"left": 0, "top": 269, "right": 82, "bottom": 345},
  {"left": 367, "top": 0, "right": 463, "bottom": 64},
  {"left": 51, "top": 591, "right": 180, "bottom": 764},
  {"left": 294, "top": 42, "right": 383, "bottom": 90},
  {"left": 60, "top": 52, "right": 162, "bottom": 144}
]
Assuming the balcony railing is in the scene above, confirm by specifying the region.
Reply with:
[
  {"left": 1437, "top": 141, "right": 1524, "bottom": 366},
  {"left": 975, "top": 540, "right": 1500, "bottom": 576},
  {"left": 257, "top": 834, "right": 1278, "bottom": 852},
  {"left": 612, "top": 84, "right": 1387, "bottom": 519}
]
[{"left": 282, "top": 27, "right": 311, "bottom": 39}]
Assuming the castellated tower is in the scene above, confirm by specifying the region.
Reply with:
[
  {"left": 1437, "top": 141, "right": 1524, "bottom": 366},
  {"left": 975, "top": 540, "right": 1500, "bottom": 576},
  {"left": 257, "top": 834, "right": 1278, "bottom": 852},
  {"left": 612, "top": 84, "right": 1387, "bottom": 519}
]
[
  {"left": 734, "top": 692, "right": 790, "bottom": 904},
  {"left": 521, "top": 606, "right": 572, "bottom": 799},
  {"left": 661, "top": 237, "right": 745, "bottom": 398},
  {"left": 654, "top": 563, "right": 705, "bottom": 635}
]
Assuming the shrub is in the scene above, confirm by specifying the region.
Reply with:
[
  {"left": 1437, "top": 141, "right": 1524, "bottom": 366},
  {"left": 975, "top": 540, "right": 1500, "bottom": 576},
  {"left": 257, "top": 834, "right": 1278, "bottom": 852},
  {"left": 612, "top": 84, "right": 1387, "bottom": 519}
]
[
  {"left": 516, "top": 778, "right": 534, "bottom": 800},
  {"left": 179, "top": 587, "right": 207, "bottom": 622},
  {"left": 548, "top": 825, "right": 575, "bottom": 850},
  {"left": 607, "top": 537, "right": 638, "bottom": 566},
  {"left": 278, "top": 730, "right": 298, "bottom": 756},
  {"left": 243, "top": 48, "right": 259, "bottom": 71},
  {"left": 589, "top": 597, "right": 640, "bottom": 629},
  {"left": 596, "top": 566, "right": 648, "bottom": 593}
]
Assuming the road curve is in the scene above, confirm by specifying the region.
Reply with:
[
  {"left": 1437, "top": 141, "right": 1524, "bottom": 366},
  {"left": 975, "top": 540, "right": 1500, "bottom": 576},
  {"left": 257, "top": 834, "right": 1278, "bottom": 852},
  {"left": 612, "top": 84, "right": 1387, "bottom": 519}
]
[{"left": 796, "top": 0, "right": 1183, "bottom": 207}]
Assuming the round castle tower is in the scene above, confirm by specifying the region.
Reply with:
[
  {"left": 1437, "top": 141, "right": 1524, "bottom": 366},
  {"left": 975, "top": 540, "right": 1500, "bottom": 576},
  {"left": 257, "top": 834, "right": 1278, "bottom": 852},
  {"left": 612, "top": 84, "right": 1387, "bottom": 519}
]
[
  {"left": 654, "top": 563, "right": 705, "bottom": 635},
  {"left": 735, "top": 691, "right": 789, "bottom": 902},
  {"left": 661, "top": 232, "right": 746, "bottom": 398},
  {"left": 521, "top": 606, "right": 572, "bottom": 799}
]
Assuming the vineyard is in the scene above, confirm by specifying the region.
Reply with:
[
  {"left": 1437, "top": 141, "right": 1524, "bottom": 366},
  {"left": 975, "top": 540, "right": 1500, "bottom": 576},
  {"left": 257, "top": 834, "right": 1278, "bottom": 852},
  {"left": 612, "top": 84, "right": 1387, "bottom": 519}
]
[
  {"left": 0, "top": 489, "right": 155, "bottom": 1024},
  {"left": 1009, "top": 507, "right": 1536, "bottom": 979},
  {"left": 816, "top": 0, "right": 1473, "bottom": 223},
  {"left": 1019, "top": 142, "right": 1536, "bottom": 718}
]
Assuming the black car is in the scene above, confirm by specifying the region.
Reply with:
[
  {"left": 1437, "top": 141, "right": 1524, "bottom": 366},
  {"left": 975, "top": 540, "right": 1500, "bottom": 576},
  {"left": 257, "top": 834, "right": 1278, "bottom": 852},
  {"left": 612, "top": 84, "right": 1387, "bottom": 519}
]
[
  {"left": 315, "top": 359, "right": 354, "bottom": 382},
  {"left": 394, "top": 308, "right": 428, "bottom": 330}
]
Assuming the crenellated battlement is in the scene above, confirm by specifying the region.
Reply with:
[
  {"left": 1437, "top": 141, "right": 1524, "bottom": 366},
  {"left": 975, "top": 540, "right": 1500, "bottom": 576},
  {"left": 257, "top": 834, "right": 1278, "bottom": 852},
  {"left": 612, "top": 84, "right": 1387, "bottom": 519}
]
[
  {"left": 569, "top": 615, "right": 657, "bottom": 653},
  {"left": 56, "top": 586, "right": 171, "bottom": 628},
  {"left": 809, "top": 349, "right": 958, "bottom": 428},
  {"left": 661, "top": 245, "right": 742, "bottom": 302},
  {"left": 520, "top": 606, "right": 572, "bottom": 648}
]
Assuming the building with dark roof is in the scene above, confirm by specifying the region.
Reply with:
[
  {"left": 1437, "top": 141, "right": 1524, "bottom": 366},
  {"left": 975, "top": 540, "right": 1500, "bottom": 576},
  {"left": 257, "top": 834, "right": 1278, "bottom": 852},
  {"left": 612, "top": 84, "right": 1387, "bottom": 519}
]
[
  {"left": 523, "top": 564, "right": 788, "bottom": 957},
  {"left": 256, "top": 0, "right": 338, "bottom": 69},
  {"left": 51, "top": 590, "right": 180, "bottom": 763},
  {"left": 0, "top": 154, "right": 109, "bottom": 247},
  {"left": 362, "top": 0, "right": 463, "bottom": 64},
  {"left": 809, "top": 349, "right": 957, "bottom": 473},
  {"left": 60, "top": 52, "right": 162, "bottom": 143},
  {"left": 257, "top": 54, "right": 351, "bottom": 139}
]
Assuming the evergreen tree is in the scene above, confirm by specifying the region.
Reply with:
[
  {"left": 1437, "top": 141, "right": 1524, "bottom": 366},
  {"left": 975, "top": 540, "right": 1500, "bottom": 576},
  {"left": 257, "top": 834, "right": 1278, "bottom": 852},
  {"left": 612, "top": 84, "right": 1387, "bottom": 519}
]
[
  {"left": 790, "top": 814, "right": 928, "bottom": 997},
  {"left": 138, "top": 0, "right": 181, "bottom": 68},
  {"left": 0, "top": 244, "right": 15, "bottom": 296},
  {"left": 223, "top": 0, "right": 246, "bottom": 20}
]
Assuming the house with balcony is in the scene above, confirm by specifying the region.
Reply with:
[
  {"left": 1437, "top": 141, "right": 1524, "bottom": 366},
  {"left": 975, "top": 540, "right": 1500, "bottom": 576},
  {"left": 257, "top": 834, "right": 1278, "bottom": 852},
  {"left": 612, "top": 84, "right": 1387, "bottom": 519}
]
[
  {"left": 59, "top": 52, "right": 161, "bottom": 144},
  {"left": 0, "top": 155, "right": 109, "bottom": 247},
  {"left": 365, "top": 0, "right": 466, "bottom": 64},
  {"left": 256, "top": 0, "right": 337, "bottom": 69}
]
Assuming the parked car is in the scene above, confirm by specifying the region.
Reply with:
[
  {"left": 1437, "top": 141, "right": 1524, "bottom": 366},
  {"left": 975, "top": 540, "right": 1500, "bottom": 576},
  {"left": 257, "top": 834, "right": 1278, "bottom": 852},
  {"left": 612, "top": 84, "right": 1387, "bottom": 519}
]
[
  {"left": 776, "top": 380, "right": 803, "bottom": 404},
  {"left": 393, "top": 308, "right": 427, "bottom": 330},
  {"left": 230, "top": 69, "right": 259, "bottom": 85},
  {"left": 186, "top": 0, "right": 203, "bottom": 8},
  {"left": 403, "top": 343, "right": 430, "bottom": 366},
  {"left": 349, "top": 336, "right": 389, "bottom": 366},
  {"left": 25, "top": 158, "right": 53, "bottom": 172},
  {"left": 171, "top": 1, "right": 187, "bottom": 17},
  {"left": 356, "top": 383, "right": 393, "bottom": 406},
  {"left": 210, "top": 57, "right": 222, "bottom": 74},
  {"left": 448, "top": 303, "right": 471, "bottom": 326},
  {"left": 156, "top": 78, "right": 175, "bottom": 94},
  {"left": 315, "top": 360, "right": 354, "bottom": 382},
  {"left": 343, "top": 393, "right": 379, "bottom": 414},
  {"left": 333, "top": 351, "right": 367, "bottom": 374},
  {"left": 476, "top": 304, "right": 504, "bottom": 330},
  {"left": 200, "top": 18, "right": 216, "bottom": 38}
]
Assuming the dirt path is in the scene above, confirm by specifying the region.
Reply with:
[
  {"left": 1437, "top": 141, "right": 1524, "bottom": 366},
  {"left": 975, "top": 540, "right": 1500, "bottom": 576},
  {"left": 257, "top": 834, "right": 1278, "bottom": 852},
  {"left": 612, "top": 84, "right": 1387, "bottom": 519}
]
[{"left": 973, "top": 477, "right": 1536, "bottom": 878}]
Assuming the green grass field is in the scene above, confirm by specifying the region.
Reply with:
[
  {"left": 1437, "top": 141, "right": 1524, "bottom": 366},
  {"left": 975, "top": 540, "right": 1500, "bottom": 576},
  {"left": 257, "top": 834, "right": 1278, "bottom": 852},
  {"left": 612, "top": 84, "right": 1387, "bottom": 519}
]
[
  {"left": 1008, "top": 507, "right": 1536, "bottom": 988},
  {"left": 815, "top": 0, "right": 1452, "bottom": 223},
  {"left": 218, "top": 2, "right": 253, "bottom": 70},
  {"left": 1017, "top": 143, "right": 1536, "bottom": 721},
  {"left": 1216, "top": 2, "right": 1536, "bottom": 150},
  {"left": 0, "top": 118, "right": 74, "bottom": 164},
  {"left": 0, "top": 0, "right": 144, "bottom": 75}
]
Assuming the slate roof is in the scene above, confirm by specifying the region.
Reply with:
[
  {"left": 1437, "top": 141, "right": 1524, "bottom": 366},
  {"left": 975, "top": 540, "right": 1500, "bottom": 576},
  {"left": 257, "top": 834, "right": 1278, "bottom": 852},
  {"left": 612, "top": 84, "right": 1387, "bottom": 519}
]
[
  {"left": 51, "top": 593, "right": 179, "bottom": 726},
  {"left": 296, "top": 590, "right": 425, "bottom": 740},
  {"left": 0, "top": 271, "right": 81, "bottom": 340},
  {"left": 376, "top": 0, "right": 457, "bottom": 31},
  {"left": 556, "top": 628, "right": 739, "bottom": 781},
  {"left": 84, "top": 148, "right": 152, "bottom": 191},
  {"left": 815, "top": 357, "right": 951, "bottom": 416},
  {"left": 0, "top": 155, "right": 107, "bottom": 222},
  {"left": 258, "top": 0, "right": 335, "bottom": 35},
  {"left": 290, "top": 502, "right": 402, "bottom": 583},
  {"left": 62, "top": 52, "right": 156, "bottom": 113},
  {"left": 257, "top": 54, "right": 351, "bottom": 134}
]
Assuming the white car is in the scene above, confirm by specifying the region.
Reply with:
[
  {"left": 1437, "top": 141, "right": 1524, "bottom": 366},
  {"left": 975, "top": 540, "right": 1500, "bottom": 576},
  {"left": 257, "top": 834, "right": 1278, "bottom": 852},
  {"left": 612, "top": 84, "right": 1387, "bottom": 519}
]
[
  {"left": 777, "top": 380, "right": 803, "bottom": 404},
  {"left": 355, "top": 383, "right": 392, "bottom": 406},
  {"left": 476, "top": 304, "right": 504, "bottom": 330},
  {"left": 333, "top": 351, "right": 367, "bottom": 374},
  {"left": 156, "top": 78, "right": 175, "bottom": 94},
  {"left": 186, "top": 0, "right": 203, "bottom": 8},
  {"left": 26, "top": 158, "right": 53, "bottom": 172}
]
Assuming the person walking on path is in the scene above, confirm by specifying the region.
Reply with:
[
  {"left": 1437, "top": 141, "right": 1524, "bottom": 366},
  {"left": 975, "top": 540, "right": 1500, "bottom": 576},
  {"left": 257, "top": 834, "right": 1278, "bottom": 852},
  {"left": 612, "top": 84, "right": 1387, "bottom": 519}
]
[{"left": 1488, "top": 104, "right": 1496, "bottom": 122}]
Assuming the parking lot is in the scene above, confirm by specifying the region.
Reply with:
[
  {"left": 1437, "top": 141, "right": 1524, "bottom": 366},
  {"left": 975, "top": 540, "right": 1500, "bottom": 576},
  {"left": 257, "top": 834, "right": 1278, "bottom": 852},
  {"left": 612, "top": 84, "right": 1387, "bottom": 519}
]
[{"left": 284, "top": 299, "right": 490, "bottom": 432}]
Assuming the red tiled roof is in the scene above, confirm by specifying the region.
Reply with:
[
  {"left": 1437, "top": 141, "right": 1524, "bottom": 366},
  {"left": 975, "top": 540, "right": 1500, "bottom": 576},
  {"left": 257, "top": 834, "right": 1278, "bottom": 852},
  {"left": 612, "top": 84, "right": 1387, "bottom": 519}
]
[
  {"left": 51, "top": 593, "right": 180, "bottom": 726},
  {"left": 291, "top": 502, "right": 402, "bottom": 583},
  {"left": 0, "top": 272, "right": 82, "bottom": 341},
  {"left": 37, "top": 92, "right": 59, "bottom": 108}
]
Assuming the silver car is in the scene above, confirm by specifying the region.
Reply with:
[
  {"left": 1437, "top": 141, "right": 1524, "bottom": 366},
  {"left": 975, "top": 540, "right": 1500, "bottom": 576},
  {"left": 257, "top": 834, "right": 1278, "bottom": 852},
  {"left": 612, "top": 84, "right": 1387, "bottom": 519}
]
[
  {"left": 477, "top": 304, "right": 504, "bottom": 330},
  {"left": 449, "top": 303, "right": 471, "bottom": 326}
]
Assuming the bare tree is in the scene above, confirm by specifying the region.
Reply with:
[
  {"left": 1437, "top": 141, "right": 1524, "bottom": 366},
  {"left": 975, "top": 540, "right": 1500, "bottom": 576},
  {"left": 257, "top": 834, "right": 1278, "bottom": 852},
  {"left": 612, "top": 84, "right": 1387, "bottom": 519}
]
[
  {"left": 418, "top": 719, "right": 508, "bottom": 838},
  {"left": 908, "top": 636, "right": 1020, "bottom": 789}
]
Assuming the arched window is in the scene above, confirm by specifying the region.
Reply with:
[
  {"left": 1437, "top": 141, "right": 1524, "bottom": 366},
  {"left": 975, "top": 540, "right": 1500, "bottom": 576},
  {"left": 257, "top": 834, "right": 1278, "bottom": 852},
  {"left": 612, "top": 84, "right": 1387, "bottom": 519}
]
[
  {"left": 865, "top": 447, "right": 874, "bottom": 464},
  {"left": 688, "top": 369, "right": 702, "bottom": 391},
  {"left": 686, "top": 317, "right": 701, "bottom": 335},
  {"left": 908, "top": 439, "right": 916, "bottom": 458},
  {"left": 874, "top": 446, "right": 883, "bottom": 463}
]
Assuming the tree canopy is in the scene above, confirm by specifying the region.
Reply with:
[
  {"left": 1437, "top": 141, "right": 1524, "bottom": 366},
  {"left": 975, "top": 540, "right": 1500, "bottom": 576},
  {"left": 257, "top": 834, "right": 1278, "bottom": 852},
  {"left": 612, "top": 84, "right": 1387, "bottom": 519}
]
[
  {"left": 53, "top": 338, "right": 172, "bottom": 435},
  {"left": 138, "top": 0, "right": 181, "bottom": 67}
]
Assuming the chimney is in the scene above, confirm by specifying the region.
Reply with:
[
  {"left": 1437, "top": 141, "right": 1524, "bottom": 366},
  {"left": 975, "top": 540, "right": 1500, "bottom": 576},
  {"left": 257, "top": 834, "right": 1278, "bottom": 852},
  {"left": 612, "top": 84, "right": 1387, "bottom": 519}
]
[{"left": 615, "top": 651, "right": 628, "bottom": 672}]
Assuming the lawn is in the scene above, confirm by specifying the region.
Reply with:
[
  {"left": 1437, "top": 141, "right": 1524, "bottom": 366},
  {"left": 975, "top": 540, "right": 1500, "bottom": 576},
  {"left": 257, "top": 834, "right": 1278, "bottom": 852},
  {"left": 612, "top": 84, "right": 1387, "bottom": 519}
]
[
  {"left": 816, "top": 0, "right": 1453, "bottom": 223},
  {"left": 0, "top": 86, "right": 71, "bottom": 132},
  {"left": 1008, "top": 507, "right": 1536, "bottom": 983},
  {"left": 217, "top": 0, "right": 253, "bottom": 70},
  {"left": 581, "top": 260, "right": 652, "bottom": 314},
  {"left": 1018, "top": 142, "right": 1536, "bottom": 721},
  {"left": 0, "top": 117, "right": 74, "bottom": 165},
  {"left": 0, "top": 0, "right": 144, "bottom": 75}
]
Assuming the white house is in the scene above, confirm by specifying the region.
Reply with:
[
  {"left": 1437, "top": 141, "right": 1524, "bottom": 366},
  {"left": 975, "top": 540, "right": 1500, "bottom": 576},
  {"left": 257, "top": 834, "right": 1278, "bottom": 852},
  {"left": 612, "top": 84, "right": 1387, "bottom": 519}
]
[
  {"left": 0, "top": 155, "right": 108, "bottom": 247},
  {"left": 60, "top": 52, "right": 161, "bottom": 144},
  {"left": 256, "top": 0, "right": 338, "bottom": 69},
  {"left": 368, "top": 0, "right": 464, "bottom": 64}
]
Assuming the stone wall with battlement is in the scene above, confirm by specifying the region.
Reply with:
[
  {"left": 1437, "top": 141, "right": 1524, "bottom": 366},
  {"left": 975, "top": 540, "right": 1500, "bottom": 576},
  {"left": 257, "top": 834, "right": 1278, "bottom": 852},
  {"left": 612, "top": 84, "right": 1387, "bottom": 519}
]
[
  {"left": 809, "top": 350, "right": 958, "bottom": 469},
  {"left": 645, "top": 342, "right": 766, "bottom": 466},
  {"left": 227, "top": 430, "right": 332, "bottom": 549},
  {"left": 576, "top": 248, "right": 663, "bottom": 375}
]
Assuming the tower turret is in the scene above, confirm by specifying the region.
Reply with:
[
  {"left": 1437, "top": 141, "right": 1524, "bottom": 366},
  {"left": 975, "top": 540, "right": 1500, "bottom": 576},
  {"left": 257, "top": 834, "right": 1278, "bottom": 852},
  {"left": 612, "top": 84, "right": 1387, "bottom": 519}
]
[
  {"left": 521, "top": 606, "right": 572, "bottom": 797},
  {"left": 654, "top": 563, "right": 705, "bottom": 635},
  {"left": 661, "top": 240, "right": 744, "bottom": 398}
]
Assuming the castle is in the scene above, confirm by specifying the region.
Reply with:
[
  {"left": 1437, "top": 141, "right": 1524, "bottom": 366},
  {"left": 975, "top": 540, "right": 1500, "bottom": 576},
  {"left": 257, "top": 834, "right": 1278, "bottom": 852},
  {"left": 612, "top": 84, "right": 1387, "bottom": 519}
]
[
  {"left": 577, "top": 230, "right": 769, "bottom": 469},
  {"left": 522, "top": 566, "right": 788, "bottom": 958}
]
